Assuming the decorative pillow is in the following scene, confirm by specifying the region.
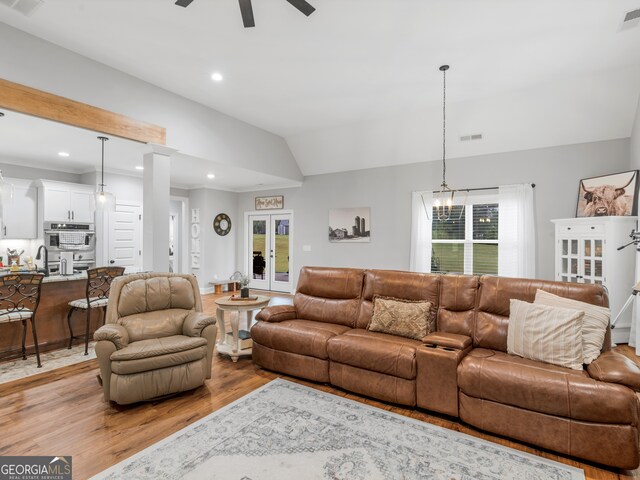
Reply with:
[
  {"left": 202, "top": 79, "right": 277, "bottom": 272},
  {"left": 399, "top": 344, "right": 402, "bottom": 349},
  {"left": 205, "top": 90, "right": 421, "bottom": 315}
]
[
  {"left": 507, "top": 299, "right": 585, "bottom": 370},
  {"left": 368, "top": 296, "right": 432, "bottom": 340},
  {"left": 534, "top": 289, "right": 610, "bottom": 364}
]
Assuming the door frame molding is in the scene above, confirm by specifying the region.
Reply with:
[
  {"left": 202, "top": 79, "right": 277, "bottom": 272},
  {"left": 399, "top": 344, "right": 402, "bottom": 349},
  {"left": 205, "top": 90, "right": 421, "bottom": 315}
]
[
  {"left": 170, "top": 195, "right": 190, "bottom": 274},
  {"left": 243, "top": 209, "right": 294, "bottom": 294}
]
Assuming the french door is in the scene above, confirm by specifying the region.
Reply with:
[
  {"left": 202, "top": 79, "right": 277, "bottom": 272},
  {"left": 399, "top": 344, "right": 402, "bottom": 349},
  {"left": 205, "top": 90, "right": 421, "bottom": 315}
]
[{"left": 247, "top": 212, "right": 293, "bottom": 293}]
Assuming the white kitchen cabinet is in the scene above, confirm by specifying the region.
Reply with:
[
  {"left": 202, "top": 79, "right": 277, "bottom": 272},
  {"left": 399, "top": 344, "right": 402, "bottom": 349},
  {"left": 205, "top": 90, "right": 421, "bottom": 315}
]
[
  {"left": 39, "top": 180, "right": 95, "bottom": 223},
  {"left": 0, "top": 178, "right": 38, "bottom": 239},
  {"left": 552, "top": 217, "right": 637, "bottom": 343}
]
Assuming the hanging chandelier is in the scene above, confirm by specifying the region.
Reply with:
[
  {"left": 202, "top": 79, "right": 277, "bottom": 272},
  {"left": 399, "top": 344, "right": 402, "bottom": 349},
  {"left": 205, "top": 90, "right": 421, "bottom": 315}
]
[
  {"left": 95, "top": 136, "right": 115, "bottom": 211},
  {"left": 434, "top": 64, "right": 456, "bottom": 222}
]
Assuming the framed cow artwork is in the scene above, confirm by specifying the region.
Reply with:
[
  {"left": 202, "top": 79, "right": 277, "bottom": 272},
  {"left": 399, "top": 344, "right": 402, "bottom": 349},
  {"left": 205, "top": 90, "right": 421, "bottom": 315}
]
[{"left": 576, "top": 170, "right": 639, "bottom": 217}]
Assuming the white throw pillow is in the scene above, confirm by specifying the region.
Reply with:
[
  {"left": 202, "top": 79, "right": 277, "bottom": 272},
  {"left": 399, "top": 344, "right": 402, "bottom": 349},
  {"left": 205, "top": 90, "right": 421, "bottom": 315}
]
[
  {"left": 534, "top": 289, "right": 610, "bottom": 364},
  {"left": 507, "top": 299, "right": 585, "bottom": 371}
]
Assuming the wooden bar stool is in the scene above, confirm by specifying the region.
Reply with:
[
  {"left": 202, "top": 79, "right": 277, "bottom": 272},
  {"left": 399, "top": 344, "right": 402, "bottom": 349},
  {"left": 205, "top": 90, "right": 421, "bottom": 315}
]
[
  {"left": 66, "top": 267, "right": 125, "bottom": 355},
  {"left": 0, "top": 273, "right": 44, "bottom": 367}
]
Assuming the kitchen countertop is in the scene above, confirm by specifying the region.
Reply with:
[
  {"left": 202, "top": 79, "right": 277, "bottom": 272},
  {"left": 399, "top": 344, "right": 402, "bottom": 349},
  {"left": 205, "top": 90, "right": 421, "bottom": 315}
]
[{"left": 0, "top": 270, "right": 87, "bottom": 283}]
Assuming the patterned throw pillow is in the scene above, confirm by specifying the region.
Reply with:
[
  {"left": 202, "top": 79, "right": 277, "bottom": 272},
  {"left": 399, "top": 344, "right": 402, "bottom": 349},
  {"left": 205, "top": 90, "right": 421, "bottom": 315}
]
[
  {"left": 507, "top": 299, "right": 585, "bottom": 371},
  {"left": 534, "top": 289, "right": 610, "bottom": 364},
  {"left": 368, "top": 296, "right": 432, "bottom": 340}
]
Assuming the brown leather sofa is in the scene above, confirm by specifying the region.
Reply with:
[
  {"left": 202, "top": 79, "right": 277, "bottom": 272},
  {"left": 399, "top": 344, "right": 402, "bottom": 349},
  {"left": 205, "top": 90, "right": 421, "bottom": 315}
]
[
  {"left": 252, "top": 266, "right": 640, "bottom": 469},
  {"left": 94, "top": 273, "right": 217, "bottom": 405}
]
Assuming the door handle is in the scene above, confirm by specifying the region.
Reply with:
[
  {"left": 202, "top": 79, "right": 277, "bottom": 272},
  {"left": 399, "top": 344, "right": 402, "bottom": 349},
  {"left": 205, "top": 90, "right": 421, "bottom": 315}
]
[
  {"left": 68, "top": 210, "right": 71, "bottom": 220},
  {"left": 72, "top": 211, "right": 74, "bottom": 220}
]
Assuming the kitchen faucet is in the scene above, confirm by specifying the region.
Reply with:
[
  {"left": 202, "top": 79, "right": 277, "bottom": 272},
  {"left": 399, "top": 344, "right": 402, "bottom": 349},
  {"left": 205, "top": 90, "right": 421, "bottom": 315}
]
[{"left": 35, "top": 245, "right": 49, "bottom": 277}]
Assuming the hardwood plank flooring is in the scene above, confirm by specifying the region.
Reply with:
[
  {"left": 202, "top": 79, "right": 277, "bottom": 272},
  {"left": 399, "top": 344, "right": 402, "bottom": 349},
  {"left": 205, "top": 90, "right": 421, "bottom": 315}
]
[{"left": 0, "top": 290, "right": 638, "bottom": 479}]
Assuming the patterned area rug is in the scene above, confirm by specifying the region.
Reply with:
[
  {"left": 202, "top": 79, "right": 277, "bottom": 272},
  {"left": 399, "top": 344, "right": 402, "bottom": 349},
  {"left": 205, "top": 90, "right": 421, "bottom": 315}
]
[
  {"left": 93, "top": 379, "right": 584, "bottom": 480},
  {"left": 0, "top": 343, "right": 96, "bottom": 385}
]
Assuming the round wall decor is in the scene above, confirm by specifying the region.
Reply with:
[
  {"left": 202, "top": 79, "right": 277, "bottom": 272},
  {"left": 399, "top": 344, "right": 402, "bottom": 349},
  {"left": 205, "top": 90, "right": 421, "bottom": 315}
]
[{"left": 213, "top": 213, "right": 232, "bottom": 236}]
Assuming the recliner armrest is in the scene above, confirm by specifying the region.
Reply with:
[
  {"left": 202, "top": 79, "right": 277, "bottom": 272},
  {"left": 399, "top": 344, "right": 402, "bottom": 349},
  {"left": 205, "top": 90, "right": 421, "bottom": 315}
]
[
  {"left": 422, "top": 332, "right": 472, "bottom": 350},
  {"left": 183, "top": 311, "right": 216, "bottom": 337},
  {"left": 94, "top": 324, "right": 129, "bottom": 350},
  {"left": 255, "top": 305, "right": 296, "bottom": 322},
  {"left": 587, "top": 351, "right": 640, "bottom": 391}
]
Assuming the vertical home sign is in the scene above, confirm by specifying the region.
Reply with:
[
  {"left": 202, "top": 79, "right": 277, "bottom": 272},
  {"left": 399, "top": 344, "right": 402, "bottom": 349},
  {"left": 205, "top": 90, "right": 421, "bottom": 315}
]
[{"left": 191, "top": 208, "right": 201, "bottom": 270}]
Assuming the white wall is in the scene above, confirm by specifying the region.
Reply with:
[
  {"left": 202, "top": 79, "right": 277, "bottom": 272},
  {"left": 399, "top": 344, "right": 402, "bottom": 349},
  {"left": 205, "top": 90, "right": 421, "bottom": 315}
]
[
  {"left": 632, "top": 95, "right": 640, "bottom": 170},
  {"left": 237, "top": 139, "right": 630, "bottom": 286},
  {"left": 188, "top": 188, "right": 239, "bottom": 292},
  {"left": 0, "top": 24, "right": 302, "bottom": 183}
]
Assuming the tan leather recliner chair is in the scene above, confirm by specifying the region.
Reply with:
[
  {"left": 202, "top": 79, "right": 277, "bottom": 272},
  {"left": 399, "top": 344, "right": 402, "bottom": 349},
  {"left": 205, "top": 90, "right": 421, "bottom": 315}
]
[{"left": 93, "top": 272, "right": 217, "bottom": 405}]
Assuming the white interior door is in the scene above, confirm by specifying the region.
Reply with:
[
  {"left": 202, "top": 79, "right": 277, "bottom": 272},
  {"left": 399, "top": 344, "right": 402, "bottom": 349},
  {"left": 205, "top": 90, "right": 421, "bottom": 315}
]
[
  {"left": 248, "top": 214, "right": 270, "bottom": 290},
  {"left": 108, "top": 202, "right": 142, "bottom": 273},
  {"left": 247, "top": 212, "right": 292, "bottom": 293}
]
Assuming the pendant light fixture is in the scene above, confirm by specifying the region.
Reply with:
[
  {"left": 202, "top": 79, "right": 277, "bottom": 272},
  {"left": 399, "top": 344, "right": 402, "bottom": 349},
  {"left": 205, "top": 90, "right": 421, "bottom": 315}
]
[
  {"left": 434, "top": 64, "right": 456, "bottom": 222},
  {"left": 95, "top": 136, "right": 115, "bottom": 211}
]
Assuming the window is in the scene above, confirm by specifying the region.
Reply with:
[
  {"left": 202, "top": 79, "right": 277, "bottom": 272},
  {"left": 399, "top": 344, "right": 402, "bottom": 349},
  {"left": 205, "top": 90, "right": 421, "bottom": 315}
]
[{"left": 431, "top": 202, "right": 499, "bottom": 275}]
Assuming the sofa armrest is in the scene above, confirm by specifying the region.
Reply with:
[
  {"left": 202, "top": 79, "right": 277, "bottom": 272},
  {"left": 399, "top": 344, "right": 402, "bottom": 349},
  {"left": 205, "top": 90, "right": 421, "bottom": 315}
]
[
  {"left": 94, "top": 324, "right": 129, "bottom": 350},
  {"left": 423, "top": 332, "right": 472, "bottom": 350},
  {"left": 255, "top": 304, "right": 297, "bottom": 322},
  {"left": 587, "top": 351, "right": 640, "bottom": 391},
  {"left": 183, "top": 311, "right": 217, "bottom": 337}
]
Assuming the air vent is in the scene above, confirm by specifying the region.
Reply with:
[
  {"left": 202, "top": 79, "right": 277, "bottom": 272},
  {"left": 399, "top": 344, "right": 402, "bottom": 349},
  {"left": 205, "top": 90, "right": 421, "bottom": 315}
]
[
  {"left": 621, "top": 8, "right": 640, "bottom": 31},
  {"left": 624, "top": 9, "right": 640, "bottom": 22},
  {"left": 0, "top": 0, "right": 43, "bottom": 16},
  {"left": 460, "top": 134, "right": 483, "bottom": 142}
]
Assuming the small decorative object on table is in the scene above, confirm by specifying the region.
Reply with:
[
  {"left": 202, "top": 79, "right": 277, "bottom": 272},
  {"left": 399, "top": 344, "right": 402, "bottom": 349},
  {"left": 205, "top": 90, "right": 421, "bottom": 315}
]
[
  {"left": 231, "top": 294, "right": 258, "bottom": 301},
  {"left": 230, "top": 271, "right": 251, "bottom": 298}
]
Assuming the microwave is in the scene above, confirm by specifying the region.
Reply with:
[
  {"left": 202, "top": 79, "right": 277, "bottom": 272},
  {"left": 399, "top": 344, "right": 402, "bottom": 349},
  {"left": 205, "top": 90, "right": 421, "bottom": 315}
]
[{"left": 44, "top": 222, "right": 96, "bottom": 252}]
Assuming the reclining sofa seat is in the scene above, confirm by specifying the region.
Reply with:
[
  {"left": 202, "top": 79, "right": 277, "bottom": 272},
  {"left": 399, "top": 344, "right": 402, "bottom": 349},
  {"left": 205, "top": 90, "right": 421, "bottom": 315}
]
[
  {"left": 252, "top": 266, "right": 640, "bottom": 469},
  {"left": 94, "top": 273, "right": 217, "bottom": 405}
]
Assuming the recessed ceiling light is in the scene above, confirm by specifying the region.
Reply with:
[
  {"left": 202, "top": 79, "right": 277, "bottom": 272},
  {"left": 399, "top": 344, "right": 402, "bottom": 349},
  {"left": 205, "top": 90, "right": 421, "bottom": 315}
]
[
  {"left": 135, "top": 165, "right": 144, "bottom": 171},
  {"left": 207, "top": 173, "right": 215, "bottom": 179},
  {"left": 58, "top": 152, "right": 70, "bottom": 157},
  {"left": 211, "top": 72, "right": 223, "bottom": 82}
]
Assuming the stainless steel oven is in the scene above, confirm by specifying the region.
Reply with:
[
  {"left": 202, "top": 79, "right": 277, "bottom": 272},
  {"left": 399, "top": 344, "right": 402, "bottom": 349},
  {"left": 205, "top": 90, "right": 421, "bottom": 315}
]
[{"left": 43, "top": 222, "right": 96, "bottom": 273}]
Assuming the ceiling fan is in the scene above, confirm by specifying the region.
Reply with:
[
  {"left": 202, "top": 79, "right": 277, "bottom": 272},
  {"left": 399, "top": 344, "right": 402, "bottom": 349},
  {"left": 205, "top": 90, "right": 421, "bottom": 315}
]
[{"left": 175, "top": 0, "right": 316, "bottom": 28}]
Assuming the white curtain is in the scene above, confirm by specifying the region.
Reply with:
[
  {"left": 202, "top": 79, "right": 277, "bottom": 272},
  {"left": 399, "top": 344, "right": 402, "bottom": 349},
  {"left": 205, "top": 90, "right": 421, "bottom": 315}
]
[
  {"left": 410, "top": 191, "right": 433, "bottom": 272},
  {"left": 498, "top": 184, "right": 536, "bottom": 278}
]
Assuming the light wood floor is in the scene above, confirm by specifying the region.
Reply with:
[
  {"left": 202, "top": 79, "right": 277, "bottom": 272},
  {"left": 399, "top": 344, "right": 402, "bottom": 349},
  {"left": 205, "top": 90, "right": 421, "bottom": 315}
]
[{"left": 1, "top": 290, "right": 639, "bottom": 479}]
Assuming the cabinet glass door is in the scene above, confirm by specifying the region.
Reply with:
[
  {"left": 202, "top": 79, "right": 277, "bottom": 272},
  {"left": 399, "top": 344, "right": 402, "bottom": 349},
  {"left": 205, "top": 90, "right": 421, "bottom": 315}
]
[
  {"left": 582, "top": 238, "right": 604, "bottom": 285},
  {"left": 559, "top": 237, "right": 580, "bottom": 282}
]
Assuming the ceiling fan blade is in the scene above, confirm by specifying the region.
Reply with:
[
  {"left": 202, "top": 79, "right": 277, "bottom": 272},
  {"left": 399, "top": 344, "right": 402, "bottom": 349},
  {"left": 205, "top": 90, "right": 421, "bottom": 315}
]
[
  {"left": 238, "top": 0, "right": 255, "bottom": 28},
  {"left": 285, "top": 0, "right": 315, "bottom": 16},
  {"left": 175, "top": 0, "right": 194, "bottom": 7}
]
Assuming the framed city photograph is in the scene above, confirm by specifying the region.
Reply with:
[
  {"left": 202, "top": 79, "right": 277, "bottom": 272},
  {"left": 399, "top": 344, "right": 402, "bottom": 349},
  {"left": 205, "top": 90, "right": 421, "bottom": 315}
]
[
  {"left": 576, "top": 170, "right": 639, "bottom": 217},
  {"left": 329, "top": 207, "right": 371, "bottom": 243},
  {"left": 255, "top": 195, "right": 284, "bottom": 210}
]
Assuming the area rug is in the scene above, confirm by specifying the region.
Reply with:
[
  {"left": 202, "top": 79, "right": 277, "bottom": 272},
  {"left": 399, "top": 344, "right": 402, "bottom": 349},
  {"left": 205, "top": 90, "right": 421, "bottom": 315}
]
[
  {"left": 0, "top": 342, "right": 96, "bottom": 385},
  {"left": 93, "top": 379, "right": 583, "bottom": 480}
]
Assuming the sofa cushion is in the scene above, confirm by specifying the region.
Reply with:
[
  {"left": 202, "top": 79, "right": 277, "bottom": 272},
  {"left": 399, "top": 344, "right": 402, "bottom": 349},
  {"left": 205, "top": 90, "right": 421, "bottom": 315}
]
[
  {"left": 534, "top": 289, "right": 610, "bottom": 364},
  {"left": 458, "top": 349, "right": 638, "bottom": 425},
  {"left": 110, "top": 335, "right": 207, "bottom": 375},
  {"left": 368, "top": 296, "right": 431, "bottom": 340},
  {"left": 117, "top": 276, "right": 196, "bottom": 317},
  {"left": 118, "top": 309, "right": 190, "bottom": 342},
  {"left": 507, "top": 299, "right": 584, "bottom": 371},
  {"left": 327, "top": 329, "right": 421, "bottom": 380},
  {"left": 251, "top": 319, "right": 351, "bottom": 359}
]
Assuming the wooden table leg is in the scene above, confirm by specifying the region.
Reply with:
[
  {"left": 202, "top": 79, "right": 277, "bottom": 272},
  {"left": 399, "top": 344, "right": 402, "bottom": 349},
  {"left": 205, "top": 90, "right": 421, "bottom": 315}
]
[{"left": 216, "top": 309, "right": 226, "bottom": 345}]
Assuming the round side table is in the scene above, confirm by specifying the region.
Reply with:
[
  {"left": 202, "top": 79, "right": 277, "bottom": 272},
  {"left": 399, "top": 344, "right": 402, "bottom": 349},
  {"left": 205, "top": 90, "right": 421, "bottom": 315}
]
[{"left": 215, "top": 295, "right": 270, "bottom": 362}]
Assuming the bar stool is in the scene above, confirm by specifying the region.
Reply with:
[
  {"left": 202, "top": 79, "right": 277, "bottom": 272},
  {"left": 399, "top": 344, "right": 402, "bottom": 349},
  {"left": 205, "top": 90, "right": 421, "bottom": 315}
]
[
  {"left": 0, "top": 273, "right": 44, "bottom": 367},
  {"left": 66, "top": 267, "right": 125, "bottom": 355}
]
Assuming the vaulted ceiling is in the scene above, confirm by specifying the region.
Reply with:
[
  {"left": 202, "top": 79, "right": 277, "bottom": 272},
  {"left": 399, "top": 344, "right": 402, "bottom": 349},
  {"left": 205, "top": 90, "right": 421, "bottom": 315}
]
[{"left": 1, "top": 0, "right": 639, "bottom": 176}]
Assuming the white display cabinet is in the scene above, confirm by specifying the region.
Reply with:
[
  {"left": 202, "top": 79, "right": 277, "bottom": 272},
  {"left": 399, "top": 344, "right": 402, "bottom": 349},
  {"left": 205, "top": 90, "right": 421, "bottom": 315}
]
[{"left": 552, "top": 217, "right": 637, "bottom": 344}]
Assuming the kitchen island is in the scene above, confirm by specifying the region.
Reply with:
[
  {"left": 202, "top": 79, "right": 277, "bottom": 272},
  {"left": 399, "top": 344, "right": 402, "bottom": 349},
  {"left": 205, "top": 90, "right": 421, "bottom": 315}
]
[{"left": 0, "top": 272, "right": 106, "bottom": 362}]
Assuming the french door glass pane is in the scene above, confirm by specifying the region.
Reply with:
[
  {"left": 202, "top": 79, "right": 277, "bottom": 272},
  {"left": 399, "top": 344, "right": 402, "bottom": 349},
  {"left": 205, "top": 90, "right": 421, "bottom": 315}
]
[
  {"left": 431, "top": 243, "right": 464, "bottom": 274},
  {"left": 274, "top": 219, "right": 290, "bottom": 282},
  {"left": 473, "top": 243, "right": 498, "bottom": 275},
  {"left": 251, "top": 220, "right": 267, "bottom": 279}
]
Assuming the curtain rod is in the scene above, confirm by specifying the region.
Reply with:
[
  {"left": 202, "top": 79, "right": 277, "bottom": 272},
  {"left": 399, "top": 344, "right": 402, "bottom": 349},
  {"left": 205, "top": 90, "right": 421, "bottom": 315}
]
[{"left": 436, "top": 183, "right": 536, "bottom": 193}]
